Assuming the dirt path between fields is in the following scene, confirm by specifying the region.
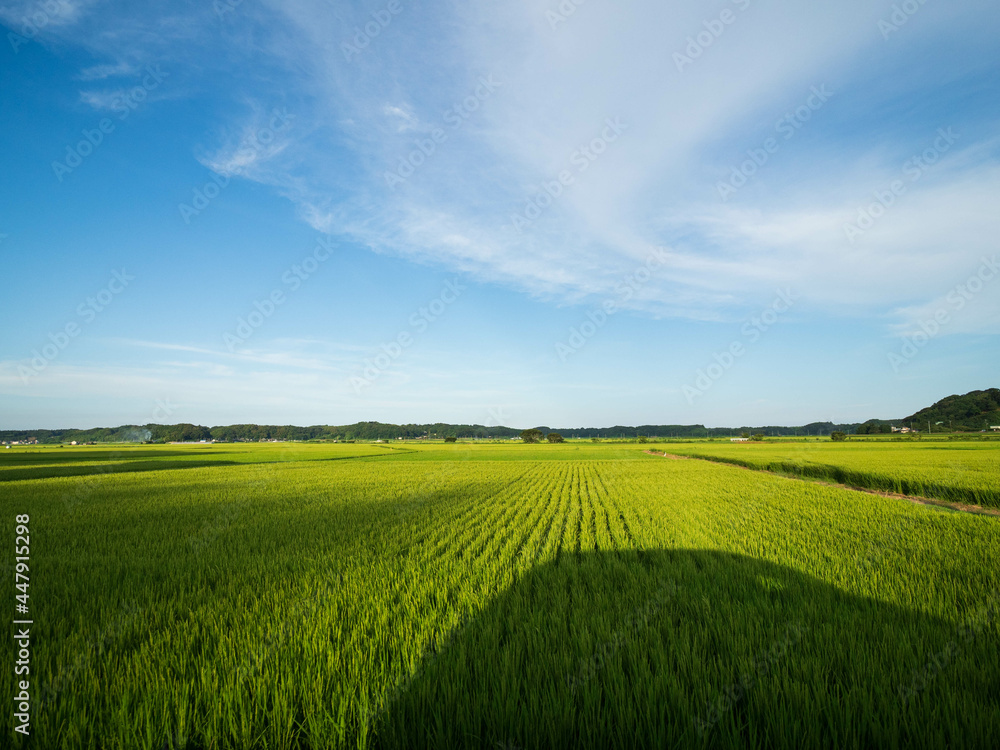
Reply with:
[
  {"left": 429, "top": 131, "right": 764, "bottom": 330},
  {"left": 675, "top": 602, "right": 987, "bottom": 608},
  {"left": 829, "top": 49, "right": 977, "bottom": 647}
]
[{"left": 644, "top": 451, "right": 1000, "bottom": 517}]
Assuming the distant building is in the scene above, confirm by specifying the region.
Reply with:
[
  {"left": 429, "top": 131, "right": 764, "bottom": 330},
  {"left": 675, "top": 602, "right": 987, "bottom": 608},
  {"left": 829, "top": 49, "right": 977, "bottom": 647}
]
[
  {"left": 731, "top": 437, "right": 750, "bottom": 442},
  {"left": 991, "top": 426, "right": 1000, "bottom": 432},
  {"left": 891, "top": 426, "right": 912, "bottom": 433}
]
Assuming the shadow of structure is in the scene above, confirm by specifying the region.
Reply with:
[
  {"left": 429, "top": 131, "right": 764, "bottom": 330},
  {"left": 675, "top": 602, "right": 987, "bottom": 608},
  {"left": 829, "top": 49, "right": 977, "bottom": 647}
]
[
  {"left": 0, "top": 459, "right": 243, "bottom": 482},
  {"left": 0, "top": 449, "right": 239, "bottom": 464},
  {"left": 372, "top": 549, "right": 998, "bottom": 750}
]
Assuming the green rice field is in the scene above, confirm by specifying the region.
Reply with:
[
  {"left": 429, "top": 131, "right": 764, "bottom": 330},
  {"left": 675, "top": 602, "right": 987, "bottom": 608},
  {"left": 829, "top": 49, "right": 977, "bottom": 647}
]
[
  {"left": 2, "top": 441, "right": 999, "bottom": 749},
  {"left": 653, "top": 440, "right": 1000, "bottom": 507}
]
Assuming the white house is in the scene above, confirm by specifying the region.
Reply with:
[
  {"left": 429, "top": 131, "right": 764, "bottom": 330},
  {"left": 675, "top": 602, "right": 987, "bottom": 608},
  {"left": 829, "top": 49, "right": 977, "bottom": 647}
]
[
  {"left": 991, "top": 426, "right": 1000, "bottom": 432},
  {"left": 730, "top": 437, "right": 749, "bottom": 442}
]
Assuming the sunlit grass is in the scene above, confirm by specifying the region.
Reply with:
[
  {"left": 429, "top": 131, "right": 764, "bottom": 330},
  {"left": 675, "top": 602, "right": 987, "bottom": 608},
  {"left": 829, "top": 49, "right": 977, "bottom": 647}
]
[{"left": 653, "top": 440, "right": 1000, "bottom": 507}]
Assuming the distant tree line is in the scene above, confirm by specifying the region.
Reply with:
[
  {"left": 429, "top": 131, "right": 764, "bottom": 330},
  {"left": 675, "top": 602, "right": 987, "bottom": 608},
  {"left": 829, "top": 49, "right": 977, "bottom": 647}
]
[
  {"left": 855, "top": 420, "right": 898, "bottom": 435},
  {"left": 2, "top": 420, "right": 869, "bottom": 445},
  {"left": 0, "top": 421, "right": 523, "bottom": 444},
  {"left": 528, "top": 423, "right": 863, "bottom": 438},
  {"left": 7, "top": 389, "right": 995, "bottom": 445}
]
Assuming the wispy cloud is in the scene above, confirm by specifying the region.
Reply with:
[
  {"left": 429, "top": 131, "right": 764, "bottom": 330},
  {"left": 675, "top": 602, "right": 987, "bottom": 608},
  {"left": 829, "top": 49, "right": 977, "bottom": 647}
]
[
  {"left": 382, "top": 104, "right": 420, "bottom": 132},
  {"left": 77, "top": 60, "right": 133, "bottom": 80},
  {"left": 198, "top": 102, "right": 296, "bottom": 180},
  {"left": 190, "top": 0, "right": 996, "bottom": 327},
  {"left": 3, "top": 0, "right": 997, "bottom": 431},
  {"left": 19, "top": 0, "right": 996, "bottom": 329},
  {"left": 0, "top": 0, "right": 92, "bottom": 30},
  {"left": 113, "top": 338, "right": 362, "bottom": 370}
]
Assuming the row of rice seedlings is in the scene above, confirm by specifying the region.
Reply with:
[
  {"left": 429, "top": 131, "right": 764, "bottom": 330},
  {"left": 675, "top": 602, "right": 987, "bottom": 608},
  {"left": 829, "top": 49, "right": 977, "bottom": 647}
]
[
  {"left": 4, "top": 443, "right": 999, "bottom": 748},
  {"left": 381, "top": 454, "right": 999, "bottom": 748},
  {"left": 517, "top": 461, "right": 573, "bottom": 570},
  {"left": 577, "top": 465, "right": 600, "bottom": 556},
  {"left": 412, "top": 465, "right": 536, "bottom": 562},
  {"left": 555, "top": 466, "right": 584, "bottom": 566},
  {"left": 581, "top": 465, "right": 617, "bottom": 556},
  {"left": 586, "top": 461, "right": 649, "bottom": 555},
  {"left": 494, "top": 466, "right": 565, "bottom": 576},
  {"left": 362, "top": 465, "right": 574, "bottom": 739},
  {"left": 462, "top": 467, "right": 552, "bottom": 565}
]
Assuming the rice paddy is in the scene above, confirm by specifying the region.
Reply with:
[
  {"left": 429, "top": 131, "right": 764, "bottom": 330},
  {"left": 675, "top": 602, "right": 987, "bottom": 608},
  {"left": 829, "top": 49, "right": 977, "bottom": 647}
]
[
  {"left": 2, "top": 441, "right": 998, "bottom": 749},
  {"left": 653, "top": 440, "right": 1000, "bottom": 507}
]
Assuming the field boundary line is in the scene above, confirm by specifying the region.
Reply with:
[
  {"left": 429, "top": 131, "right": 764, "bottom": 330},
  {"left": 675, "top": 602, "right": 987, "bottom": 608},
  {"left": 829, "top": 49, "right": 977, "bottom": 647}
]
[{"left": 644, "top": 451, "right": 1000, "bottom": 517}]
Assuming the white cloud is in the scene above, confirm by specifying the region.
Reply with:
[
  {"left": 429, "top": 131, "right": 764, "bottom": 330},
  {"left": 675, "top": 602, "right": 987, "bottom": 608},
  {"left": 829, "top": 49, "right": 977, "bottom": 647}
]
[
  {"left": 19, "top": 0, "right": 999, "bottom": 330},
  {"left": 78, "top": 89, "right": 127, "bottom": 110},
  {"left": 382, "top": 104, "right": 420, "bottom": 132},
  {"left": 77, "top": 60, "right": 133, "bottom": 80},
  {"left": 198, "top": 102, "right": 296, "bottom": 180},
  {"left": 213, "top": 0, "right": 993, "bottom": 327},
  {"left": 0, "top": 0, "right": 91, "bottom": 30}
]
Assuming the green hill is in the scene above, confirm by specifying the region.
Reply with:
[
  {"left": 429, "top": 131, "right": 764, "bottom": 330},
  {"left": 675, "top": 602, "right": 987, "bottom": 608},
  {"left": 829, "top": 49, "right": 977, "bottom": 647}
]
[{"left": 903, "top": 388, "right": 1000, "bottom": 432}]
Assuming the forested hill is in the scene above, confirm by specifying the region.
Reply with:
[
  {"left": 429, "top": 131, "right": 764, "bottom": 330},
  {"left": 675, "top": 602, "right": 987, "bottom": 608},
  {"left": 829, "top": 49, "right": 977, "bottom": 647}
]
[
  {"left": 2, "top": 420, "right": 862, "bottom": 444},
  {"left": 902, "top": 388, "right": 1000, "bottom": 431}
]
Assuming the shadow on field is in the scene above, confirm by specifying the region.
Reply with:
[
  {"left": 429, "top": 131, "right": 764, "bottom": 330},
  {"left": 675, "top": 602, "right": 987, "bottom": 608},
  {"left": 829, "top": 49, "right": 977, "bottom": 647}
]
[
  {"left": 0, "top": 449, "right": 240, "bottom": 465},
  {"left": 372, "top": 549, "right": 999, "bottom": 750},
  {"left": 0, "top": 459, "right": 243, "bottom": 482}
]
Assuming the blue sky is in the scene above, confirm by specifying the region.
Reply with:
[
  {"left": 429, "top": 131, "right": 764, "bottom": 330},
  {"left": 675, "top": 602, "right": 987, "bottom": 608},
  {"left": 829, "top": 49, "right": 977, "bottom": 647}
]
[{"left": 1, "top": 0, "right": 998, "bottom": 430}]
